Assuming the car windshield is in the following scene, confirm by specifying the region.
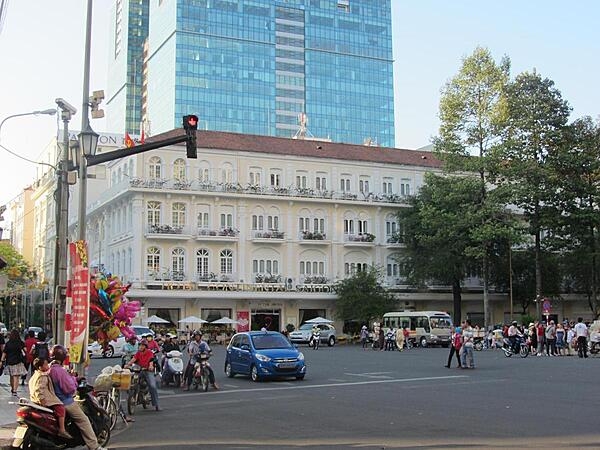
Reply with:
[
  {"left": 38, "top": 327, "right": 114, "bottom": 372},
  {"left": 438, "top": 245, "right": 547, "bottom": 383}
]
[
  {"left": 299, "top": 323, "right": 315, "bottom": 330},
  {"left": 251, "top": 334, "right": 293, "bottom": 350}
]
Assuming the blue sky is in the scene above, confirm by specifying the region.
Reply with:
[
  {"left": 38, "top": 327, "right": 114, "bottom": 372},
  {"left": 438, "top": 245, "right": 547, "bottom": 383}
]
[{"left": 0, "top": 0, "right": 599, "bottom": 209}]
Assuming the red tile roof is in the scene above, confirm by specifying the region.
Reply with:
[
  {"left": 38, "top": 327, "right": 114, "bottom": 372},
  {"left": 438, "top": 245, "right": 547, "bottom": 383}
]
[{"left": 152, "top": 129, "right": 442, "bottom": 169}]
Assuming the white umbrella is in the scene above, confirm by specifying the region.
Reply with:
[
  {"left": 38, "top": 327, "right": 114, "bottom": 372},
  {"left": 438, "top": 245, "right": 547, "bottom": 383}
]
[
  {"left": 145, "top": 315, "right": 170, "bottom": 324},
  {"left": 178, "top": 316, "right": 208, "bottom": 324},
  {"left": 305, "top": 316, "right": 333, "bottom": 324},
  {"left": 211, "top": 317, "right": 239, "bottom": 325}
]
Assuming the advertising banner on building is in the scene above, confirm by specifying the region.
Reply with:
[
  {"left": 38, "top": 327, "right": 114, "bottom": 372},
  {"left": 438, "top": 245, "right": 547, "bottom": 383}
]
[
  {"left": 236, "top": 311, "right": 249, "bottom": 332},
  {"left": 69, "top": 241, "right": 89, "bottom": 364}
]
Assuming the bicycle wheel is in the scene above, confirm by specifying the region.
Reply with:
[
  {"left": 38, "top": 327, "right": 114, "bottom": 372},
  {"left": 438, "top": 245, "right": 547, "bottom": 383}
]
[{"left": 97, "top": 391, "right": 118, "bottom": 430}]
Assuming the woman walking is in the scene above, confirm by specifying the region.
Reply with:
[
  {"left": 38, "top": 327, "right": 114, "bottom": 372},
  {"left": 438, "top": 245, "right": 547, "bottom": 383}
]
[
  {"left": 359, "top": 325, "right": 369, "bottom": 350},
  {"left": 445, "top": 327, "right": 462, "bottom": 368},
  {"left": 1, "top": 329, "right": 28, "bottom": 396}
]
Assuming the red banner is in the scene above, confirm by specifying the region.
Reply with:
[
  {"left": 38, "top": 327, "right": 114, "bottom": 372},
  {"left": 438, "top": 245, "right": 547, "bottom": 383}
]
[
  {"left": 69, "top": 241, "right": 90, "bottom": 364},
  {"left": 236, "top": 311, "right": 249, "bottom": 332}
]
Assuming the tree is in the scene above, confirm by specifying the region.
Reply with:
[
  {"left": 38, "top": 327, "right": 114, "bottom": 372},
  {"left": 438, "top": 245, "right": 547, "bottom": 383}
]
[
  {"left": 0, "top": 242, "right": 35, "bottom": 327},
  {"left": 546, "top": 117, "right": 600, "bottom": 317},
  {"left": 492, "top": 70, "right": 571, "bottom": 318},
  {"left": 396, "top": 173, "right": 519, "bottom": 325},
  {"left": 333, "top": 267, "right": 395, "bottom": 324},
  {"left": 434, "top": 47, "right": 511, "bottom": 328}
]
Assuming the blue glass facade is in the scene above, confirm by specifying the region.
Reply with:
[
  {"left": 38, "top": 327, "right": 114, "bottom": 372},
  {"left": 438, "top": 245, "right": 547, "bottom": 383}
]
[{"left": 147, "top": 0, "right": 394, "bottom": 147}]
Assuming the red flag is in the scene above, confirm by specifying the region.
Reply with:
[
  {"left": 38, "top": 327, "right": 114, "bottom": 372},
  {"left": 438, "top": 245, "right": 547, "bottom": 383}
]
[
  {"left": 140, "top": 128, "right": 145, "bottom": 144},
  {"left": 124, "top": 132, "right": 134, "bottom": 148}
]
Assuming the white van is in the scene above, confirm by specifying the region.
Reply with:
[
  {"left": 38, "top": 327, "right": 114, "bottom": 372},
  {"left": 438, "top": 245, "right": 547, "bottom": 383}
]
[{"left": 382, "top": 311, "right": 453, "bottom": 348}]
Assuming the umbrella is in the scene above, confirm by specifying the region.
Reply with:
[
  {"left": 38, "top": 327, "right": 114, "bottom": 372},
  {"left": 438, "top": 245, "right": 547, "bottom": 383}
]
[
  {"left": 211, "top": 317, "right": 239, "bottom": 325},
  {"left": 145, "top": 315, "right": 170, "bottom": 324},
  {"left": 305, "top": 316, "right": 333, "bottom": 324},
  {"left": 178, "top": 316, "right": 208, "bottom": 324}
]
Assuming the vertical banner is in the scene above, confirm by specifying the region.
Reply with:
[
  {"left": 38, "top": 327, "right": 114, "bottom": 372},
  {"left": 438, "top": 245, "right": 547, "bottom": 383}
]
[
  {"left": 69, "top": 241, "right": 90, "bottom": 364},
  {"left": 236, "top": 311, "right": 250, "bottom": 332}
]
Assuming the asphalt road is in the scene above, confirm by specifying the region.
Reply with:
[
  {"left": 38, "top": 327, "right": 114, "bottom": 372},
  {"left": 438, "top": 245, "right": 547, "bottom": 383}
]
[{"left": 88, "top": 344, "right": 600, "bottom": 449}]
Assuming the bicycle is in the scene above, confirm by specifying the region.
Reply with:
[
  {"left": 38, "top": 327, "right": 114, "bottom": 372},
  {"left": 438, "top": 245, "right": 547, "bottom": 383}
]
[{"left": 96, "top": 371, "right": 131, "bottom": 430}]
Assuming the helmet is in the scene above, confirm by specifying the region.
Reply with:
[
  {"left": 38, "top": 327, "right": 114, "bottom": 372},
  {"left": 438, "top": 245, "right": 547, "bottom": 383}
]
[
  {"left": 142, "top": 333, "right": 153, "bottom": 339},
  {"left": 193, "top": 330, "right": 202, "bottom": 337},
  {"left": 139, "top": 339, "right": 149, "bottom": 347},
  {"left": 166, "top": 333, "right": 176, "bottom": 339},
  {"left": 511, "top": 321, "right": 518, "bottom": 326},
  {"left": 50, "top": 345, "right": 68, "bottom": 363}
]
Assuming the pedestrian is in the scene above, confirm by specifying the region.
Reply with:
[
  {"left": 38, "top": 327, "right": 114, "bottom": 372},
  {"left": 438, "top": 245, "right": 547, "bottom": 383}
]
[
  {"left": 372, "top": 321, "right": 380, "bottom": 349},
  {"left": 555, "top": 323, "right": 565, "bottom": 356},
  {"left": 23, "top": 329, "right": 37, "bottom": 381},
  {"left": 395, "top": 325, "right": 405, "bottom": 351},
  {"left": 359, "top": 325, "right": 369, "bottom": 350},
  {"left": 402, "top": 327, "right": 410, "bottom": 349},
  {"left": 384, "top": 326, "right": 395, "bottom": 351},
  {"left": 378, "top": 326, "right": 385, "bottom": 351},
  {"left": 545, "top": 320, "right": 557, "bottom": 356},
  {"left": 0, "top": 329, "right": 27, "bottom": 396},
  {"left": 528, "top": 323, "right": 537, "bottom": 355},
  {"left": 566, "top": 325, "right": 575, "bottom": 356},
  {"left": 461, "top": 320, "right": 475, "bottom": 369},
  {"left": 445, "top": 327, "right": 462, "bottom": 368},
  {"left": 574, "top": 317, "right": 588, "bottom": 358},
  {"left": 536, "top": 322, "right": 545, "bottom": 356}
]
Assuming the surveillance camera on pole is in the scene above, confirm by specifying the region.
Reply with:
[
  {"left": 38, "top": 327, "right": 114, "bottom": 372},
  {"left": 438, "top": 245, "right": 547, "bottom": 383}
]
[
  {"left": 55, "top": 98, "right": 77, "bottom": 115},
  {"left": 89, "top": 90, "right": 105, "bottom": 119}
]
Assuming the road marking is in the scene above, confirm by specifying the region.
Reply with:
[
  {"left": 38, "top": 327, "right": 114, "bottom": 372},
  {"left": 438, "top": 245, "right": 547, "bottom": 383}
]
[
  {"left": 160, "top": 375, "right": 469, "bottom": 400},
  {"left": 344, "top": 371, "right": 394, "bottom": 379}
]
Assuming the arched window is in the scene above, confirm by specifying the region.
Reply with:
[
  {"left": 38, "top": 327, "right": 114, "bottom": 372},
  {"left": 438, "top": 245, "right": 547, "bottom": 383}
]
[
  {"left": 149, "top": 156, "right": 162, "bottom": 179},
  {"left": 146, "top": 247, "right": 161, "bottom": 275},
  {"left": 173, "top": 158, "right": 187, "bottom": 181},
  {"left": 172, "top": 202, "right": 186, "bottom": 228},
  {"left": 171, "top": 248, "right": 185, "bottom": 278},
  {"left": 147, "top": 201, "right": 161, "bottom": 227},
  {"left": 220, "top": 249, "right": 233, "bottom": 275},
  {"left": 196, "top": 249, "right": 209, "bottom": 279},
  {"left": 221, "top": 163, "right": 233, "bottom": 183}
]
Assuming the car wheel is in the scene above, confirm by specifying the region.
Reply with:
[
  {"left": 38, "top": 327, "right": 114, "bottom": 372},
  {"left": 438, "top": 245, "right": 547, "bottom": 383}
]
[
  {"left": 250, "top": 365, "right": 261, "bottom": 382},
  {"left": 420, "top": 337, "right": 428, "bottom": 348},
  {"left": 225, "top": 362, "right": 235, "bottom": 378},
  {"left": 328, "top": 336, "right": 336, "bottom": 347},
  {"left": 103, "top": 345, "right": 114, "bottom": 358}
]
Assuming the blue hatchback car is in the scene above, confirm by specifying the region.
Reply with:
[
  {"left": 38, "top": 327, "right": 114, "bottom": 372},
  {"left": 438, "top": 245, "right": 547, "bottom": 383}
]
[{"left": 225, "top": 331, "right": 306, "bottom": 381}]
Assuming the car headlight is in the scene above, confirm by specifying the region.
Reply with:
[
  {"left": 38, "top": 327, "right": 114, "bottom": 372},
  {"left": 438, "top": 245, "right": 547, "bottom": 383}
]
[
  {"left": 255, "top": 353, "right": 271, "bottom": 362},
  {"left": 297, "top": 352, "right": 305, "bottom": 361}
]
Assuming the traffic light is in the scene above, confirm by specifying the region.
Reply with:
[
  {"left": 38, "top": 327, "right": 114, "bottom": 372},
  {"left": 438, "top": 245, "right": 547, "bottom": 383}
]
[{"left": 183, "top": 115, "right": 198, "bottom": 158}]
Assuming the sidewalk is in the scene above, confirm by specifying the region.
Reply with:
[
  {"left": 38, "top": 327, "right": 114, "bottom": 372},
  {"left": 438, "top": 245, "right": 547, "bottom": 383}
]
[{"left": 0, "top": 373, "right": 26, "bottom": 447}]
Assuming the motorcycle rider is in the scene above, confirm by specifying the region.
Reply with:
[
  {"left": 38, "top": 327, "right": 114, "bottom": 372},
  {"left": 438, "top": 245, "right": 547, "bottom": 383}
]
[
  {"left": 124, "top": 339, "right": 162, "bottom": 411},
  {"left": 508, "top": 321, "right": 519, "bottom": 354},
  {"left": 160, "top": 333, "right": 179, "bottom": 373},
  {"left": 310, "top": 325, "right": 321, "bottom": 349},
  {"left": 121, "top": 335, "right": 138, "bottom": 367},
  {"left": 183, "top": 331, "right": 219, "bottom": 391},
  {"left": 48, "top": 345, "right": 107, "bottom": 450}
]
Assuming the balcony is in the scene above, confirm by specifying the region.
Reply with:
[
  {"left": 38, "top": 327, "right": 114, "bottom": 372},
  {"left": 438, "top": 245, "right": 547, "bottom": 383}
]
[
  {"left": 127, "top": 177, "right": 410, "bottom": 205},
  {"left": 252, "top": 230, "right": 285, "bottom": 242},
  {"left": 146, "top": 224, "right": 191, "bottom": 239},
  {"left": 296, "top": 275, "right": 333, "bottom": 292},
  {"left": 385, "top": 235, "right": 405, "bottom": 248},
  {"left": 298, "top": 231, "right": 329, "bottom": 244},
  {"left": 344, "top": 233, "right": 376, "bottom": 246},
  {"left": 196, "top": 227, "right": 239, "bottom": 241},
  {"left": 145, "top": 270, "right": 195, "bottom": 290}
]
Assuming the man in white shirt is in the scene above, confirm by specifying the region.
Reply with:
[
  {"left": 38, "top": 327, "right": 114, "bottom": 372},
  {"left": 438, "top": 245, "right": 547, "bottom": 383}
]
[{"left": 574, "top": 317, "right": 588, "bottom": 358}]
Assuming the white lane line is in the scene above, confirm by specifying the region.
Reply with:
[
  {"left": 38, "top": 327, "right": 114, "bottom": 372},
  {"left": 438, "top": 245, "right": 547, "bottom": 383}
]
[
  {"left": 161, "top": 375, "right": 469, "bottom": 400},
  {"left": 344, "top": 372, "right": 394, "bottom": 379}
]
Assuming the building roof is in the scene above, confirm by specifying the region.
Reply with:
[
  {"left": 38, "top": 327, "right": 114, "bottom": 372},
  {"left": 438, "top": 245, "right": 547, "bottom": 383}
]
[{"left": 152, "top": 129, "right": 443, "bottom": 169}]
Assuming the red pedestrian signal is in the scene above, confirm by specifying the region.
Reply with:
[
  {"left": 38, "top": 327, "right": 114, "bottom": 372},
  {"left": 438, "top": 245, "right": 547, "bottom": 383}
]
[{"left": 182, "top": 115, "right": 198, "bottom": 158}]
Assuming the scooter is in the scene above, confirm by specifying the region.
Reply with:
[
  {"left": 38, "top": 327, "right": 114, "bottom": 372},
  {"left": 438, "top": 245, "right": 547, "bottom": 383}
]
[
  {"left": 309, "top": 331, "right": 321, "bottom": 350},
  {"left": 160, "top": 349, "right": 184, "bottom": 387},
  {"left": 502, "top": 336, "right": 529, "bottom": 358},
  {"left": 127, "top": 364, "right": 151, "bottom": 415},
  {"left": 192, "top": 352, "right": 213, "bottom": 391},
  {"left": 12, "top": 378, "right": 111, "bottom": 449}
]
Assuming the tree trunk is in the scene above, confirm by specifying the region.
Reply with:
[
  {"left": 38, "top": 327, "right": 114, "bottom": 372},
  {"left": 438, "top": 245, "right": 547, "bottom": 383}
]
[
  {"left": 534, "top": 227, "right": 542, "bottom": 320},
  {"left": 483, "top": 255, "right": 490, "bottom": 329},
  {"left": 452, "top": 277, "right": 462, "bottom": 325}
]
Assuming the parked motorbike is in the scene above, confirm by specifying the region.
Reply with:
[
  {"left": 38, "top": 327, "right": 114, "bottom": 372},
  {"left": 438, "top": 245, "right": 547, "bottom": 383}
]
[
  {"left": 160, "top": 349, "right": 184, "bottom": 387},
  {"left": 589, "top": 340, "right": 600, "bottom": 355},
  {"left": 502, "top": 336, "right": 529, "bottom": 358},
  {"left": 127, "top": 364, "right": 151, "bottom": 415},
  {"left": 192, "top": 352, "right": 214, "bottom": 391},
  {"left": 12, "top": 378, "right": 111, "bottom": 449},
  {"left": 309, "top": 331, "right": 321, "bottom": 350}
]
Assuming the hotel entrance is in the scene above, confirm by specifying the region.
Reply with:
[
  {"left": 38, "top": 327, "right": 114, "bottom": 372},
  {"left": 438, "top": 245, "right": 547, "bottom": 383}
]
[{"left": 251, "top": 308, "right": 281, "bottom": 332}]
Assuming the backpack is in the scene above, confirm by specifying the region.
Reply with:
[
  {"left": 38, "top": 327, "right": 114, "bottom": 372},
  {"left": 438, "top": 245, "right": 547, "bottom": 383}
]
[{"left": 33, "top": 342, "right": 49, "bottom": 361}]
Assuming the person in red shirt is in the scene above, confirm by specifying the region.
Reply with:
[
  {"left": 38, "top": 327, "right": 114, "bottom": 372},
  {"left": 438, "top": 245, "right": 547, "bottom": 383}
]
[
  {"left": 143, "top": 334, "right": 161, "bottom": 353},
  {"left": 124, "top": 340, "right": 161, "bottom": 411},
  {"left": 23, "top": 330, "right": 38, "bottom": 381}
]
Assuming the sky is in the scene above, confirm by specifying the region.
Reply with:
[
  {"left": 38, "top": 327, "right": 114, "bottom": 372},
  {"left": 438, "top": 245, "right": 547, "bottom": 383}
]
[{"left": 0, "top": 0, "right": 599, "bottom": 213}]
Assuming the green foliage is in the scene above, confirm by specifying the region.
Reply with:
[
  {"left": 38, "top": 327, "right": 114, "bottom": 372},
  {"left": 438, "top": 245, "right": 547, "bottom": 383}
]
[
  {"left": 333, "top": 267, "right": 394, "bottom": 323},
  {"left": 0, "top": 242, "right": 34, "bottom": 283}
]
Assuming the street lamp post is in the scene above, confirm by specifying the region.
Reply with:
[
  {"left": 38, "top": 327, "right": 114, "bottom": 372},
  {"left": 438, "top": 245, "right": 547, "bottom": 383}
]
[
  {"left": 0, "top": 109, "right": 57, "bottom": 139},
  {"left": 77, "top": 124, "right": 99, "bottom": 241}
]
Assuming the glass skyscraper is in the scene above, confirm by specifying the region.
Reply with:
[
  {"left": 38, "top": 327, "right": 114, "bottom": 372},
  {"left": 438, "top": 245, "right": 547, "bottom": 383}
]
[{"left": 112, "top": 0, "right": 394, "bottom": 147}]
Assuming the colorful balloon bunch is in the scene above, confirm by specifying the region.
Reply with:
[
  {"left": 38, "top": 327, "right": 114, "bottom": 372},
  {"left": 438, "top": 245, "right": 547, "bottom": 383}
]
[{"left": 89, "top": 273, "right": 141, "bottom": 344}]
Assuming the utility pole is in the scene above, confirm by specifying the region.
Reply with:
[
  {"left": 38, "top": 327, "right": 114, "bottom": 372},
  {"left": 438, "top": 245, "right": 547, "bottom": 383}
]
[{"left": 54, "top": 99, "right": 77, "bottom": 345}]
